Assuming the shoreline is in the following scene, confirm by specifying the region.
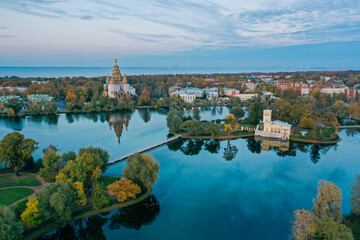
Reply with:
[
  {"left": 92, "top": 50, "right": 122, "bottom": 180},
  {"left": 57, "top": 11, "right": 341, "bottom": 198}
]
[{"left": 22, "top": 189, "right": 152, "bottom": 240}]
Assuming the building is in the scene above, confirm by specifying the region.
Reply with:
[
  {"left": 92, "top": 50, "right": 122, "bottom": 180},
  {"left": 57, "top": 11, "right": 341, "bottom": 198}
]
[
  {"left": 0, "top": 87, "right": 27, "bottom": 93},
  {"left": 223, "top": 88, "right": 240, "bottom": 97},
  {"left": 0, "top": 95, "right": 23, "bottom": 111},
  {"left": 244, "top": 83, "right": 258, "bottom": 92},
  {"left": 176, "top": 87, "right": 218, "bottom": 100},
  {"left": 168, "top": 86, "right": 180, "bottom": 95},
  {"left": 103, "top": 58, "right": 136, "bottom": 99},
  {"left": 171, "top": 91, "right": 196, "bottom": 103},
  {"left": 27, "top": 94, "right": 54, "bottom": 106},
  {"left": 234, "top": 93, "right": 258, "bottom": 101},
  {"left": 255, "top": 109, "right": 292, "bottom": 140}
]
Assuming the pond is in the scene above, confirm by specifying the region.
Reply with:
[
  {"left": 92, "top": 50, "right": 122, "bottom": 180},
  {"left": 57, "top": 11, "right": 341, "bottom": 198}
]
[{"left": 0, "top": 108, "right": 359, "bottom": 240}]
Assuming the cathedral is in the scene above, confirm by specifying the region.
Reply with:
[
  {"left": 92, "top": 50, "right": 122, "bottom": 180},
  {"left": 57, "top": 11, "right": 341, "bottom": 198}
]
[{"left": 103, "top": 58, "right": 136, "bottom": 98}]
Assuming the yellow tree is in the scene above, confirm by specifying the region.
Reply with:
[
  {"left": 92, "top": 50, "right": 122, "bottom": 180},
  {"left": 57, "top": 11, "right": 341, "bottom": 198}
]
[
  {"left": 21, "top": 195, "right": 42, "bottom": 227},
  {"left": 224, "top": 114, "right": 239, "bottom": 136},
  {"left": 74, "top": 181, "right": 87, "bottom": 207},
  {"left": 290, "top": 209, "right": 316, "bottom": 240},
  {"left": 107, "top": 177, "right": 141, "bottom": 202}
]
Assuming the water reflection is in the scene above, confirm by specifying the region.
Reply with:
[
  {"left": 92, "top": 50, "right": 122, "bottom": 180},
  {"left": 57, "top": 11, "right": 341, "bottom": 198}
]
[
  {"left": 167, "top": 138, "right": 338, "bottom": 164},
  {"left": 223, "top": 139, "right": 238, "bottom": 161},
  {"left": 344, "top": 128, "right": 360, "bottom": 137},
  {"left": 108, "top": 112, "right": 132, "bottom": 144},
  {"left": 109, "top": 194, "right": 160, "bottom": 230},
  {"left": 40, "top": 195, "right": 160, "bottom": 239}
]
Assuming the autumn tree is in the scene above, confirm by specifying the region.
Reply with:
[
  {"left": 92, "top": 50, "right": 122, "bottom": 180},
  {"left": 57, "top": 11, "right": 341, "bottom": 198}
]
[
  {"left": 299, "top": 117, "right": 315, "bottom": 129},
  {"left": 290, "top": 209, "right": 316, "bottom": 240},
  {"left": 137, "top": 89, "right": 151, "bottom": 106},
  {"left": 107, "top": 178, "right": 141, "bottom": 202},
  {"left": 0, "top": 205, "right": 23, "bottom": 240},
  {"left": 313, "top": 220, "right": 353, "bottom": 240},
  {"left": 224, "top": 114, "right": 239, "bottom": 136},
  {"left": 123, "top": 153, "right": 160, "bottom": 191},
  {"left": 312, "top": 180, "right": 342, "bottom": 223},
  {"left": 78, "top": 146, "right": 109, "bottom": 172},
  {"left": 38, "top": 181, "right": 76, "bottom": 224},
  {"left": 21, "top": 195, "right": 42, "bottom": 227},
  {"left": 0, "top": 132, "right": 38, "bottom": 176},
  {"left": 350, "top": 174, "right": 360, "bottom": 215},
  {"left": 56, "top": 152, "right": 102, "bottom": 189}
]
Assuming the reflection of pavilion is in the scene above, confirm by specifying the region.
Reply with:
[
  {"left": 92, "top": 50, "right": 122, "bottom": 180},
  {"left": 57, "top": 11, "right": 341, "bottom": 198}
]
[
  {"left": 108, "top": 113, "right": 132, "bottom": 144},
  {"left": 255, "top": 136, "right": 290, "bottom": 152}
]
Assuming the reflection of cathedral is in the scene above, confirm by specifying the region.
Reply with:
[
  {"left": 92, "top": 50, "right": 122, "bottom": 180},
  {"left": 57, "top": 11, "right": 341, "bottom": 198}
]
[
  {"left": 108, "top": 113, "right": 132, "bottom": 144},
  {"left": 103, "top": 58, "right": 136, "bottom": 98},
  {"left": 255, "top": 136, "right": 289, "bottom": 152}
]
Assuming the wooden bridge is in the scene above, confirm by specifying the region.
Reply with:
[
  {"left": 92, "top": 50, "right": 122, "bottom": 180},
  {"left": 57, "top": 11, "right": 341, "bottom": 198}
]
[{"left": 108, "top": 135, "right": 181, "bottom": 165}]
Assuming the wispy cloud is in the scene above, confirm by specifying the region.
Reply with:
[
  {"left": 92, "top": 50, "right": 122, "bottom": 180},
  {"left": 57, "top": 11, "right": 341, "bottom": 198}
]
[{"left": 0, "top": 0, "right": 360, "bottom": 55}]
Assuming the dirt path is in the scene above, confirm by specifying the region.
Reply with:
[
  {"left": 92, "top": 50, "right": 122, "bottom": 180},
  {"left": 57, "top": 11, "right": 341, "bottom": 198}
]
[{"left": 0, "top": 172, "right": 48, "bottom": 207}]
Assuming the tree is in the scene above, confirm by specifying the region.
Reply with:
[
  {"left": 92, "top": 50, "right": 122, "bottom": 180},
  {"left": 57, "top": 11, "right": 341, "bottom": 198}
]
[
  {"left": 39, "top": 151, "right": 64, "bottom": 181},
  {"left": 166, "top": 110, "right": 183, "bottom": 134},
  {"left": 350, "top": 174, "right": 360, "bottom": 215},
  {"left": 193, "top": 107, "right": 201, "bottom": 120},
  {"left": 56, "top": 152, "right": 102, "bottom": 189},
  {"left": 137, "top": 89, "right": 151, "bottom": 106},
  {"left": 312, "top": 180, "right": 342, "bottom": 223},
  {"left": 74, "top": 181, "right": 87, "bottom": 207},
  {"left": 43, "top": 102, "right": 58, "bottom": 115},
  {"left": 0, "top": 205, "right": 23, "bottom": 240},
  {"left": 78, "top": 146, "right": 109, "bottom": 172},
  {"left": 5, "top": 98, "right": 21, "bottom": 114},
  {"left": 230, "top": 106, "right": 244, "bottom": 119},
  {"left": 21, "top": 195, "right": 42, "bottom": 227},
  {"left": 313, "top": 220, "right": 353, "bottom": 240},
  {"left": 0, "top": 132, "right": 38, "bottom": 176},
  {"left": 299, "top": 117, "right": 315, "bottom": 129},
  {"left": 224, "top": 114, "right": 239, "bottom": 136},
  {"left": 123, "top": 153, "right": 160, "bottom": 191},
  {"left": 88, "top": 183, "right": 110, "bottom": 210},
  {"left": 248, "top": 102, "right": 265, "bottom": 124},
  {"left": 107, "top": 178, "right": 141, "bottom": 202},
  {"left": 290, "top": 209, "right": 316, "bottom": 240},
  {"left": 204, "top": 122, "right": 220, "bottom": 137},
  {"left": 181, "top": 120, "right": 204, "bottom": 136},
  {"left": 61, "top": 150, "right": 77, "bottom": 163},
  {"left": 38, "top": 181, "right": 76, "bottom": 224}
]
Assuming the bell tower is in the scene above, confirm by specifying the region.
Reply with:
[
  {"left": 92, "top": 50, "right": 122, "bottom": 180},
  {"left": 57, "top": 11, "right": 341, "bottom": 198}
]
[{"left": 263, "top": 109, "right": 272, "bottom": 122}]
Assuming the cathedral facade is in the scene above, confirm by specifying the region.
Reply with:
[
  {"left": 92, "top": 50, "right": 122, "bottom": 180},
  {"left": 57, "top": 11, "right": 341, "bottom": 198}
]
[{"left": 103, "top": 58, "right": 136, "bottom": 98}]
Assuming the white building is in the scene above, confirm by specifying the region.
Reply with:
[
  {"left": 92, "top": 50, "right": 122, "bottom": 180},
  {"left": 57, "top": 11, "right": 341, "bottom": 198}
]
[
  {"left": 223, "top": 88, "right": 240, "bottom": 97},
  {"left": 235, "top": 93, "right": 258, "bottom": 101},
  {"left": 103, "top": 58, "right": 136, "bottom": 99},
  {"left": 171, "top": 91, "right": 196, "bottom": 103},
  {"left": 178, "top": 87, "right": 218, "bottom": 100}
]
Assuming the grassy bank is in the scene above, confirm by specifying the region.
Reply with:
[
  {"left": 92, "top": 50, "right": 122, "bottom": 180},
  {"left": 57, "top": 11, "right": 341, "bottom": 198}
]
[
  {"left": 0, "top": 174, "right": 40, "bottom": 187},
  {"left": 22, "top": 189, "right": 151, "bottom": 240},
  {"left": 0, "top": 188, "right": 34, "bottom": 205},
  {"left": 181, "top": 132, "right": 254, "bottom": 140}
]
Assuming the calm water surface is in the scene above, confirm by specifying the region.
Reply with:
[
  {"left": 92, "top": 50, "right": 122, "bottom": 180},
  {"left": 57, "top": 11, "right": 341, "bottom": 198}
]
[{"left": 0, "top": 108, "right": 358, "bottom": 240}]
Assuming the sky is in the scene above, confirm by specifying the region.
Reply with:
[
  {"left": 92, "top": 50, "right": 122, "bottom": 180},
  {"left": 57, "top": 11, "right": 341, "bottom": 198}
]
[{"left": 0, "top": 0, "right": 360, "bottom": 69}]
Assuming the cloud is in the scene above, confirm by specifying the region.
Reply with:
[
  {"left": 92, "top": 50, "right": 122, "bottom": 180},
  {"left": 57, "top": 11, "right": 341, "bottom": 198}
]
[{"left": 0, "top": 0, "right": 360, "bottom": 55}]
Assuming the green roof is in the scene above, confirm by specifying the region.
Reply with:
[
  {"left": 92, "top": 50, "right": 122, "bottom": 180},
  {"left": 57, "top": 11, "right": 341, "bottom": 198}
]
[
  {"left": 27, "top": 94, "right": 54, "bottom": 102},
  {"left": 0, "top": 95, "right": 23, "bottom": 104}
]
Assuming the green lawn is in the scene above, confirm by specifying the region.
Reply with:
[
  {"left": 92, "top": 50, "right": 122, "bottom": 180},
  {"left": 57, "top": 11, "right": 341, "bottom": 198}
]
[
  {"left": 0, "top": 174, "right": 41, "bottom": 187},
  {"left": 98, "top": 176, "right": 120, "bottom": 187},
  {"left": 0, "top": 188, "right": 34, "bottom": 206}
]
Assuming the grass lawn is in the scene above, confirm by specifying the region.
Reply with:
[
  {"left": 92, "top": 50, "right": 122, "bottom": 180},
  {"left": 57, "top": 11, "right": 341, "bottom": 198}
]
[
  {"left": 0, "top": 174, "right": 41, "bottom": 187},
  {"left": 0, "top": 188, "right": 34, "bottom": 206},
  {"left": 98, "top": 175, "right": 120, "bottom": 187}
]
